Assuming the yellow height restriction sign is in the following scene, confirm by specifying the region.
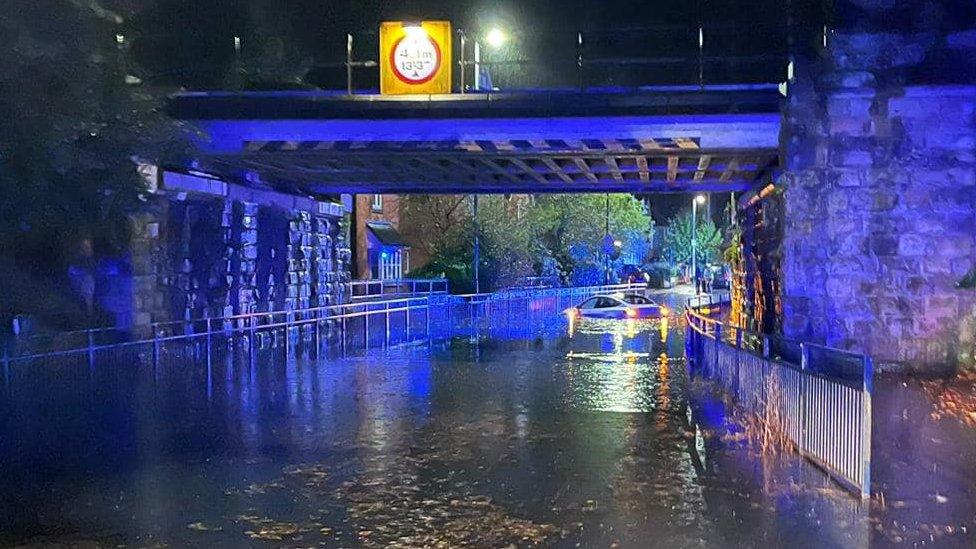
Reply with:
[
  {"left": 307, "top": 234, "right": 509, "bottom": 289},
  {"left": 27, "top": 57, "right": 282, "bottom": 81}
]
[{"left": 379, "top": 21, "right": 452, "bottom": 95}]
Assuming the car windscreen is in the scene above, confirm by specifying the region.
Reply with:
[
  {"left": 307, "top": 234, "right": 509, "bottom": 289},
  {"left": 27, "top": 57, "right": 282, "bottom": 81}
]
[
  {"left": 622, "top": 295, "right": 652, "bottom": 305},
  {"left": 578, "top": 297, "right": 599, "bottom": 309}
]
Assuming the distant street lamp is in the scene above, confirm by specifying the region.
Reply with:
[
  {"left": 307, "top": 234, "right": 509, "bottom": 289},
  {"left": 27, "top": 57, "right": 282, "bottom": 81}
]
[{"left": 692, "top": 194, "right": 706, "bottom": 294}]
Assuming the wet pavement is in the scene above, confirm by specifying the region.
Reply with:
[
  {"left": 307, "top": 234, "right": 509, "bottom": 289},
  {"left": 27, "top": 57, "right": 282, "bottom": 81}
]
[{"left": 1, "top": 295, "right": 975, "bottom": 547}]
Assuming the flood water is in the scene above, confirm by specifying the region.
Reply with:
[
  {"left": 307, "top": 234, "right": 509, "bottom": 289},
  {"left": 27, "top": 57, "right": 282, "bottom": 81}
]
[{"left": 0, "top": 296, "right": 973, "bottom": 547}]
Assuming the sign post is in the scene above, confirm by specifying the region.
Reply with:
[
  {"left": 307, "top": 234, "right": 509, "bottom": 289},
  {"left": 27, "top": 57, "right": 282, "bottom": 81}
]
[{"left": 380, "top": 21, "right": 452, "bottom": 95}]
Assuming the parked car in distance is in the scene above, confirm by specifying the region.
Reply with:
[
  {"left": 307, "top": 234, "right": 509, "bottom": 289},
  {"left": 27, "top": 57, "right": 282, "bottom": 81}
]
[
  {"left": 565, "top": 293, "right": 669, "bottom": 320},
  {"left": 646, "top": 262, "right": 674, "bottom": 289},
  {"left": 619, "top": 264, "right": 651, "bottom": 285},
  {"left": 708, "top": 265, "right": 730, "bottom": 290}
]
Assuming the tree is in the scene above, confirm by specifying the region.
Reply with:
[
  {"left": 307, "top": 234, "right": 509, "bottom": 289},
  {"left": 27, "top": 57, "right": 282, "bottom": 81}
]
[
  {"left": 664, "top": 212, "right": 723, "bottom": 266},
  {"left": 0, "top": 1, "right": 192, "bottom": 326},
  {"left": 403, "top": 193, "right": 652, "bottom": 291},
  {"left": 528, "top": 194, "right": 649, "bottom": 284},
  {"left": 399, "top": 195, "right": 471, "bottom": 259}
]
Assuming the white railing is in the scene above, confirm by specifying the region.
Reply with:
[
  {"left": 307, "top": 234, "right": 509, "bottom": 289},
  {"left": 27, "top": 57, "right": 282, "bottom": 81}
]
[
  {"left": 347, "top": 278, "right": 449, "bottom": 301},
  {"left": 685, "top": 298, "right": 873, "bottom": 499}
]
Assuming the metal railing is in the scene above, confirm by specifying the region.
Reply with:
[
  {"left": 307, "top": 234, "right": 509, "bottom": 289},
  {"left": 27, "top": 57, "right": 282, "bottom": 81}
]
[
  {"left": 0, "top": 297, "right": 440, "bottom": 393},
  {"left": 685, "top": 297, "right": 873, "bottom": 499},
  {"left": 124, "top": 21, "right": 816, "bottom": 91},
  {"left": 444, "top": 283, "right": 650, "bottom": 337},
  {"left": 0, "top": 282, "right": 650, "bottom": 391},
  {"left": 347, "top": 278, "right": 449, "bottom": 301}
]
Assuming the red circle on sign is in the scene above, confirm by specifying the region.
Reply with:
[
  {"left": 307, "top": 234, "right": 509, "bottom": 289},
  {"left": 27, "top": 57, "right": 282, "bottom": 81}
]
[{"left": 389, "top": 33, "right": 442, "bottom": 85}]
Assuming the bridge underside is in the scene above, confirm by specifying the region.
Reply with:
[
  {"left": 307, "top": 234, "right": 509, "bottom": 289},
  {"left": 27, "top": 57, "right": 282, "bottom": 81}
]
[
  {"left": 199, "top": 139, "right": 777, "bottom": 194},
  {"left": 172, "top": 88, "right": 782, "bottom": 195}
]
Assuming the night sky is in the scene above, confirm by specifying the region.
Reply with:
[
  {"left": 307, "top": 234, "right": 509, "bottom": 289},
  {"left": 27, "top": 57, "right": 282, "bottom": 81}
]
[{"left": 129, "top": 0, "right": 795, "bottom": 90}]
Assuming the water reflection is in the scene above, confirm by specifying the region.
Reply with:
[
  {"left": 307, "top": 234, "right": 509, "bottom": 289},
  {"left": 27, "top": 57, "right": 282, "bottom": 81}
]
[{"left": 0, "top": 305, "right": 954, "bottom": 547}]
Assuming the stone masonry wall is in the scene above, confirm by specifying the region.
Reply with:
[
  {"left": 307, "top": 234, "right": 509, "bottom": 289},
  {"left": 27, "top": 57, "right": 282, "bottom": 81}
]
[
  {"left": 121, "top": 192, "right": 350, "bottom": 328},
  {"left": 782, "top": 85, "right": 976, "bottom": 371},
  {"left": 781, "top": 0, "right": 976, "bottom": 372}
]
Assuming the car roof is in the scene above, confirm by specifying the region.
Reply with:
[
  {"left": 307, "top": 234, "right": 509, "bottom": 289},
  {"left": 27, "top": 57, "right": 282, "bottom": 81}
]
[
  {"left": 621, "top": 293, "right": 657, "bottom": 303},
  {"left": 588, "top": 294, "right": 627, "bottom": 303}
]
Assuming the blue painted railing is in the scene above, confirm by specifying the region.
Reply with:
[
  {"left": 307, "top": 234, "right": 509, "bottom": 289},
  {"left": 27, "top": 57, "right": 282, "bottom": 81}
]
[{"left": 0, "top": 283, "right": 648, "bottom": 393}]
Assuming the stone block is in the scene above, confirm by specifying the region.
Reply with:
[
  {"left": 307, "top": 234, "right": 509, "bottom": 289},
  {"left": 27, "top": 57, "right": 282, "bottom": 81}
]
[
  {"left": 825, "top": 277, "right": 855, "bottom": 299},
  {"left": 933, "top": 236, "right": 973, "bottom": 258},
  {"left": 868, "top": 234, "right": 899, "bottom": 256},
  {"left": 897, "top": 233, "right": 928, "bottom": 256},
  {"left": 832, "top": 144, "right": 874, "bottom": 167},
  {"left": 924, "top": 295, "right": 960, "bottom": 318},
  {"left": 833, "top": 170, "right": 864, "bottom": 188},
  {"left": 827, "top": 95, "right": 873, "bottom": 120},
  {"left": 830, "top": 117, "right": 873, "bottom": 137}
]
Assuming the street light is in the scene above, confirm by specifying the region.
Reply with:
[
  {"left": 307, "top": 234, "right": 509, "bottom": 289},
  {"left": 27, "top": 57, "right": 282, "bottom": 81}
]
[
  {"left": 692, "top": 194, "right": 706, "bottom": 295},
  {"left": 485, "top": 27, "right": 506, "bottom": 48},
  {"left": 465, "top": 27, "right": 507, "bottom": 92}
]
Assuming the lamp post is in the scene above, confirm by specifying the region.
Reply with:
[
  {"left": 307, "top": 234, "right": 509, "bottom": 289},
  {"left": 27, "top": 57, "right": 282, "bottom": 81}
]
[
  {"left": 605, "top": 193, "right": 611, "bottom": 284},
  {"left": 461, "top": 26, "right": 506, "bottom": 92},
  {"left": 473, "top": 194, "right": 480, "bottom": 294},
  {"left": 692, "top": 194, "right": 706, "bottom": 294}
]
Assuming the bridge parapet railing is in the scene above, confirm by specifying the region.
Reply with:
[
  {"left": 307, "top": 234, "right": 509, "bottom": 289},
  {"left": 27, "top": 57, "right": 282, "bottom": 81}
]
[{"left": 685, "top": 296, "right": 873, "bottom": 499}]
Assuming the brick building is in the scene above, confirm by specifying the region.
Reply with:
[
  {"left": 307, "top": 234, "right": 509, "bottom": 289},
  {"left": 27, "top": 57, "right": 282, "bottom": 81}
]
[{"left": 352, "top": 194, "right": 412, "bottom": 280}]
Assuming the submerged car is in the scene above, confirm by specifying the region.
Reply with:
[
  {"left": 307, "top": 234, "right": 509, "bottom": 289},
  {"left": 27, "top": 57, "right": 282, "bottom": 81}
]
[{"left": 565, "top": 293, "right": 669, "bottom": 320}]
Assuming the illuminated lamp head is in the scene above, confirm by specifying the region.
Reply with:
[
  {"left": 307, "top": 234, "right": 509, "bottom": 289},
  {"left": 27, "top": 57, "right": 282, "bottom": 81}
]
[
  {"left": 485, "top": 27, "right": 506, "bottom": 48},
  {"left": 403, "top": 23, "right": 427, "bottom": 39}
]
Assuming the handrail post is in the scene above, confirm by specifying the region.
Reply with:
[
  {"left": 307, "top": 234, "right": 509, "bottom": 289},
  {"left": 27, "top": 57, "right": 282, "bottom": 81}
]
[
  {"left": 341, "top": 308, "right": 347, "bottom": 355},
  {"left": 577, "top": 31, "right": 584, "bottom": 91},
  {"left": 346, "top": 33, "right": 354, "bottom": 95},
  {"left": 248, "top": 314, "right": 255, "bottom": 355},
  {"left": 364, "top": 305, "right": 370, "bottom": 349},
  {"left": 385, "top": 301, "right": 391, "bottom": 347},
  {"left": 205, "top": 316, "right": 212, "bottom": 360},
  {"left": 314, "top": 307, "right": 321, "bottom": 356},
  {"left": 405, "top": 299, "right": 411, "bottom": 342},
  {"left": 762, "top": 335, "right": 771, "bottom": 359},
  {"left": 152, "top": 325, "right": 160, "bottom": 382},
  {"left": 283, "top": 313, "right": 289, "bottom": 359},
  {"left": 425, "top": 296, "right": 431, "bottom": 341},
  {"left": 800, "top": 343, "right": 809, "bottom": 370},
  {"left": 861, "top": 355, "right": 874, "bottom": 499},
  {"left": 734, "top": 328, "right": 743, "bottom": 394},
  {"left": 698, "top": 25, "right": 705, "bottom": 89},
  {"left": 3, "top": 339, "right": 10, "bottom": 391},
  {"left": 713, "top": 323, "right": 722, "bottom": 377},
  {"left": 87, "top": 330, "right": 95, "bottom": 383},
  {"left": 205, "top": 317, "right": 213, "bottom": 399}
]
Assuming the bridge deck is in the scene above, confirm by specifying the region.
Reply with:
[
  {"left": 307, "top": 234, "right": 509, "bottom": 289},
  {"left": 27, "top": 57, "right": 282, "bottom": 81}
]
[{"left": 169, "top": 87, "right": 782, "bottom": 195}]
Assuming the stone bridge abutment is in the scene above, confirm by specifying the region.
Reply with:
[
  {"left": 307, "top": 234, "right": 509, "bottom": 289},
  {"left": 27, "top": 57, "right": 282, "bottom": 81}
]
[{"left": 774, "top": 1, "right": 976, "bottom": 372}]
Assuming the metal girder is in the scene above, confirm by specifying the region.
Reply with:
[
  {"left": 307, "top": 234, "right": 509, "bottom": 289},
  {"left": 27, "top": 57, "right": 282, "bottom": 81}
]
[{"left": 198, "top": 146, "right": 777, "bottom": 195}]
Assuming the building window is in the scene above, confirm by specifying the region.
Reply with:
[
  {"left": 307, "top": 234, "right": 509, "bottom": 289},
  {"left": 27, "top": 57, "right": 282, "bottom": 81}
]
[{"left": 372, "top": 194, "right": 383, "bottom": 212}]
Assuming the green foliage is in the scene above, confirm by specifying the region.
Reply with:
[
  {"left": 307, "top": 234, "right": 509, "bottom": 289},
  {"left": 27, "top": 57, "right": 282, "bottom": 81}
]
[
  {"left": 664, "top": 211, "right": 723, "bottom": 265},
  {"left": 0, "top": 1, "right": 192, "bottom": 321},
  {"left": 724, "top": 227, "right": 743, "bottom": 266},
  {"left": 403, "top": 194, "right": 652, "bottom": 291},
  {"left": 958, "top": 266, "right": 976, "bottom": 289}
]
